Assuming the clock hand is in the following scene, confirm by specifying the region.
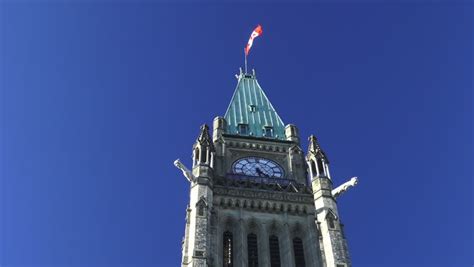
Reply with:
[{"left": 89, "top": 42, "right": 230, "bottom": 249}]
[{"left": 256, "top": 167, "right": 269, "bottom": 178}]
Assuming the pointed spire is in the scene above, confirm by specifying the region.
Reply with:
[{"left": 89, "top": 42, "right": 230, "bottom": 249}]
[
  {"left": 308, "top": 135, "right": 328, "bottom": 162},
  {"left": 224, "top": 70, "right": 285, "bottom": 139},
  {"left": 197, "top": 124, "right": 214, "bottom": 150},
  {"left": 193, "top": 124, "right": 215, "bottom": 167},
  {"left": 308, "top": 135, "right": 320, "bottom": 153}
]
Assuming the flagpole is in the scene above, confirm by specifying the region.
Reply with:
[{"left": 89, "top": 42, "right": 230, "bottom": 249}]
[{"left": 244, "top": 48, "right": 248, "bottom": 74}]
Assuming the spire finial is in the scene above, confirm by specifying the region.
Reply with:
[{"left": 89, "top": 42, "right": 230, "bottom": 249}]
[
  {"left": 197, "top": 124, "right": 211, "bottom": 143},
  {"left": 308, "top": 135, "right": 320, "bottom": 153},
  {"left": 307, "top": 135, "right": 328, "bottom": 162}
]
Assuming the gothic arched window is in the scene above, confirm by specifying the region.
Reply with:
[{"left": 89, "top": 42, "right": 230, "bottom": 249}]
[
  {"left": 317, "top": 159, "right": 325, "bottom": 176},
  {"left": 247, "top": 233, "right": 258, "bottom": 267},
  {"left": 310, "top": 160, "right": 317, "bottom": 177},
  {"left": 195, "top": 147, "right": 200, "bottom": 163},
  {"left": 223, "top": 231, "right": 233, "bottom": 267},
  {"left": 269, "top": 235, "right": 281, "bottom": 267},
  {"left": 197, "top": 204, "right": 204, "bottom": 216},
  {"left": 201, "top": 147, "right": 207, "bottom": 164},
  {"left": 293, "top": 237, "right": 306, "bottom": 267},
  {"left": 327, "top": 214, "right": 336, "bottom": 229}
]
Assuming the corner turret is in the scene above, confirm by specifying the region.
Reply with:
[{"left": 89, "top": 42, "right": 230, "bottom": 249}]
[
  {"left": 306, "top": 135, "right": 331, "bottom": 179},
  {"left": 192, "top": 124, "right": 215, "bottom": 182},
  {"left": 181, "top": 124, "right": 216, "bottom": 266},
  {"left": 306, "top": 135, "right": 351, "bottom": 267},
  {"left": 285, "top": 124, "right": 300, "bottom": 144}
]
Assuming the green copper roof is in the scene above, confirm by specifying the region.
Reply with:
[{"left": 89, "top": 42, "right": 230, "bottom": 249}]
[{"left": 224, "top": 70, "right": 286, "bottom": 140}]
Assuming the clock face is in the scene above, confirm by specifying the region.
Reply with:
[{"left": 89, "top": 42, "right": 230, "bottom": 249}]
[{"left": 232, "top": 157, "right": 284, "bottom": 178}]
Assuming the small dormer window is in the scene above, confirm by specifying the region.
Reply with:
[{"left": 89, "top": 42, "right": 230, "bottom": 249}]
[
  {"left": 238, "top": 124, "right": 249, "bottom": 135},
  {"left": 263, "top": 126, "right": 273, "bottom": 137},
  {"left": 248, "top": 104, "right": 257, "bottom": 113}
]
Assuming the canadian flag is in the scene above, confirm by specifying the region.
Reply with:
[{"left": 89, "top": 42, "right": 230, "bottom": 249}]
[{"left": 245, "top": 25, "right": 263, "bottom": 56}]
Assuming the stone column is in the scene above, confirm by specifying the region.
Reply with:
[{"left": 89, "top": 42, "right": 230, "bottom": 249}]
[
  {"left": 260, "top": 222, "right": 270, "bottom": 267},
  {"left": 305, "top": 214, "right": 321, "bottom": 267},
  {"left": 215, "top": 215, "right": 223, "bottom": 267},
  {"left": 235, "top": 217, "right": 247, "bottom": 267},
  {"left": 281, "top": 222, "right": 295, "bottom": 267}
]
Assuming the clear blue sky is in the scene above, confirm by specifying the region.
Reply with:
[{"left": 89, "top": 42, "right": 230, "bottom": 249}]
[{"left": 1, "top": 1, "right": 472, "bottom": 266}]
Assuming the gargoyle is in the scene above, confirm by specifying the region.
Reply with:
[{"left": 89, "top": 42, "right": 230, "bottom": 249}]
[
  {"left": 332, "top": 177, "right": 358, "bottom": 198},
  {"left": 174, "top": 159, "right": 195, "bottom": 182}
]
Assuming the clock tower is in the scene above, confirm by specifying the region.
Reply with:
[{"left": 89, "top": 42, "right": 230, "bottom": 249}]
[{"left": 175, "top": 69, "right": 357, "bottom": 267}]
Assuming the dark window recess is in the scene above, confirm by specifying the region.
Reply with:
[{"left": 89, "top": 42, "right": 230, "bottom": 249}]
[
  {"left": 198, "top": 205, "right": 204, "bottom": 216},
  {"left": 223, "top": 231, "right": 233, "bottom": 267},
  {"left": 293, "top": 238, "right": 306, "bottom": 267},
  {"left": 317, "top": 159, "right": 325, "bottom": 176},
  {"left": 310, "top": 160, "right": 317, "bottom": 177},
  {"left": 336, "top": 265, "right": 346, "bottom": 267},
  {"left": 201, "top": 147, "right": 207, "bottom": 164},
  {"left": 238, "top": 124, "right": 249, "bottom": 135},
  {"left": 327, "top": 215, "right": 336, "bottom": 229},
  {"left": 269, "top": 235, "right": 281, "bottom": 267},
  {"left": 263, "top": 127, "right": 273, "bottom": 137},
  {"left": 247, "top": 233, "right": 259, "bottom": 267},
  {"left": 195, "top": 147, "right": 200, "bottom": 162}
]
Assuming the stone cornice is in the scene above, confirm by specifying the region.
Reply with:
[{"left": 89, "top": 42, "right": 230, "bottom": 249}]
[{"left": 214, "top": 185, "right": 314, "bottom": 204}]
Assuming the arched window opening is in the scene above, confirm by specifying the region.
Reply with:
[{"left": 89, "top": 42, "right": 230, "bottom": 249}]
[
  {"left": 195, "top": 147, "right": 200, "bottom": 163},
  {"left": 317, "top": 159, "right": 325, "bottom": 176},
  {"left": 201, "top": 147, "right": 207, "bottom": 164},
  {"left": 293, "top": 237, "right": 306, "bottom": 267},
  {"left": 247, "top": 233, "right": 259, "bottom": 267},
  {"left": 223, "top": 231, "right": 233, "bottom": 267},
  {"left": 310, "top": 160, "right": 317, "bottom": 177},
  {"left": 198, "top": 205, "right": 204, "bottom": 216},
  {"left": 269, "top": 235, "right": 281, "bottom": 267},
  {"left": 327, "top": 215, "right": 336, "bottom": 229}
]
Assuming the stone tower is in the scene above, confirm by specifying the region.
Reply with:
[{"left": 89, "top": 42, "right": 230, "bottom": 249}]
[{"left": 175, "top": 69, "right": 358, "bottom": 267}]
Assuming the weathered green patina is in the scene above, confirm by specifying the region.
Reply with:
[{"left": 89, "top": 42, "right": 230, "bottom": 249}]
[{"left": 224, "top": 71, "right": 286, "bottom": 140}]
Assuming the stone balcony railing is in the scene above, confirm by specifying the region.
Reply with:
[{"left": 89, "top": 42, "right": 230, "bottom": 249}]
[{"left": 213, "top": 173, "right": 312, "bottom": 194}]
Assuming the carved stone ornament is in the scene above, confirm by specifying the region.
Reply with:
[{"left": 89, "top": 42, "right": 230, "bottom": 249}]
[{"left": 213, "top": 186, "right": 313, "bottom": 204}]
